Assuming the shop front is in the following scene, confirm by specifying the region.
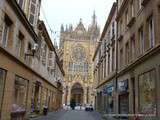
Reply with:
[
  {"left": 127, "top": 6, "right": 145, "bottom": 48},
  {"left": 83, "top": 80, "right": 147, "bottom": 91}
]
[
  {"left": 11, "top": 76, "right": 29, "bottom": 120},
  {"left": 118, "top": 79, "right": 129, "bottom": 120},
  {"left": 103, "top": 82, "right": 114, "bottom": 114},
  {"left": 138, "top": 69, "right": 156, "bottom": 115}
]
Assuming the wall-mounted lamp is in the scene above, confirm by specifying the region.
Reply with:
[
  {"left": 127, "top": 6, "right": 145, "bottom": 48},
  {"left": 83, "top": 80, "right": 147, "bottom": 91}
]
[{"left": 25, "top": 43, "right": 38, "bottom": 57}]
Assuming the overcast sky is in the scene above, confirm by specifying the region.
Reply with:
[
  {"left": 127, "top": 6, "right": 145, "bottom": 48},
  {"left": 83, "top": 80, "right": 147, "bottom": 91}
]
[{"left": 40, "top": 0, "right": 116, "bottom": 45}]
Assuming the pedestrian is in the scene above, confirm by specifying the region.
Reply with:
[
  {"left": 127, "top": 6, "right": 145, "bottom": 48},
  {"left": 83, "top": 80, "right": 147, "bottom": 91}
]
[
  {"left": 70, "top": 99, "right": 76, "bottom": 110},
  {"left": 43, "top": 105, "right": 48, "bottom": 116}
]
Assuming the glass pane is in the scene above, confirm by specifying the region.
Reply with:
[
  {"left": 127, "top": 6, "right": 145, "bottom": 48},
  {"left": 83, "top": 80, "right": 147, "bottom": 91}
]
[
  {"left": 29, "top": 14, "right": 34, "bottom": 25},
  {"left": 139, "top": 70, "right": 156, "bottom": 114},
  {"left": 12, "top": 76, "right": 28, "bottom": 113},
  {"left": 31, "top": 3, "right": 36, "bottom": 14},
  {"left": 0, "top": 69, "right": 6, "bottom": 113}
]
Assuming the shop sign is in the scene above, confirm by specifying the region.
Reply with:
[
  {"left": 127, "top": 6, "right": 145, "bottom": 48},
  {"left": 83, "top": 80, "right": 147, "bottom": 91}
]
[
  {"left": 103, "top": 83, "right": 114, "bottom": 95},
  {"left": 118, "top": 79, "right": 128, "bottom": 92}
]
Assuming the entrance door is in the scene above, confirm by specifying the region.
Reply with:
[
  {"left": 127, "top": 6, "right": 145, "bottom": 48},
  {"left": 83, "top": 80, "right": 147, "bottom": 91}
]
[
  {"left": 119, "top": 93, "right": 129, "bottom": 119},
  {"left": 71, "top": 83, "right": 84, "bottom": 105}
]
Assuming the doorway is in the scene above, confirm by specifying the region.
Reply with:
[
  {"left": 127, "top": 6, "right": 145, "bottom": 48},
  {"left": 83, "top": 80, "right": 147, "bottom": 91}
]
[{"left": 71, "top": 83, "right": 84, "bottom": 105}]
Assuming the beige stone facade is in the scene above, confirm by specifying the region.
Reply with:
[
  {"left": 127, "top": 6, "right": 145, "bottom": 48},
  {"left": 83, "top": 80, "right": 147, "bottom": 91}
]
[
  {"left": 0, "top": 0, "right": 64, "bottom": 120},
  {"left": 93, "top": 0, "right": 160, "bottom": 119},
  {"left": 59, "top": 16, "right": 100, "bottom": 106}
]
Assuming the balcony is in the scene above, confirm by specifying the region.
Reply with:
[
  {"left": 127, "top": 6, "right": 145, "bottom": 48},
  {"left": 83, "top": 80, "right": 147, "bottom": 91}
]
[
  {"left": 127, "top": 17, "right": 136, "bottom": 28},
  {"left": 117, "top": 34, "right": 123, "bottom": 41}
]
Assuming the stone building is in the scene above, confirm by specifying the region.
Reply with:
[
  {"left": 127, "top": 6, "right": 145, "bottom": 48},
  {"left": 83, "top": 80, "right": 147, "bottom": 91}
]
[
  {"left": 93, "top": 2, "right": 117, "bottom": 114},
  {"left": 0, "top": 0, "right": 64, "bottom": 120},
  {"left": 93, "top": 0, "right": 160, "bottom": 119},
  {"left": 59, "top": 14, "right": 100, "bottom": 106}
]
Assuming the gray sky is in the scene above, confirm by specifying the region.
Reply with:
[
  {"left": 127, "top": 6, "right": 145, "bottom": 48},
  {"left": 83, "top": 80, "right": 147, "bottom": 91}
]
[{"left": 40, "top": 0, "right": 116, "bottom": 45}]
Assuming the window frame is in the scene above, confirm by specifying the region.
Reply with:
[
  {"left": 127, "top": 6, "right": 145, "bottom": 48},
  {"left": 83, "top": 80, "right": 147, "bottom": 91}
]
[{"left": 0, "top": 68, "right": 6, "bottom": 118}]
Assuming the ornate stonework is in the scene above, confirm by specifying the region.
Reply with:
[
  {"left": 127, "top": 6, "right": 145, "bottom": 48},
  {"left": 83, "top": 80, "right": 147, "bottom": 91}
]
[{"left": 59, "top": 13, "right": 100, "bottom": 105}]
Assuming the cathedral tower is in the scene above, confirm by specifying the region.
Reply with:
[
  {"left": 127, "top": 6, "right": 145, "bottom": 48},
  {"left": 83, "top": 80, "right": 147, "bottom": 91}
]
[{"left": 59, "top": 13, "right": 100, "bottom": 106}]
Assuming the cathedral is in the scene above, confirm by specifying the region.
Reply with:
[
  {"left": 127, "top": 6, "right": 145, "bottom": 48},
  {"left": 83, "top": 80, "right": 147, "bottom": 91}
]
[{"left": 59, "top": 12, "right": 100, "bottom": 106}]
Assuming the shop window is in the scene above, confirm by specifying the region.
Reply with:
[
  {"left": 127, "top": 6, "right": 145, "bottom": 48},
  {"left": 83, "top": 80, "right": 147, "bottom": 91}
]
[
  {"left": 0, "top": 69, "right": 6, "bottom": 116},
  {"left": 1, "top": 14, "right": 13, "bottom": 47},
  {"left": 138, "top": 70, "right": 156, "bottom": 114},
  {"left": 12, "top": 76, "right": 28, "bottom": 117}
]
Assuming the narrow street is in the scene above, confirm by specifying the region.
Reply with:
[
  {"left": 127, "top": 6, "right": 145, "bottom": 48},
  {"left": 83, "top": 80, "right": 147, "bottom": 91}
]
[{"left": 31, "top": 110, "right": 103, "bottom": 120}]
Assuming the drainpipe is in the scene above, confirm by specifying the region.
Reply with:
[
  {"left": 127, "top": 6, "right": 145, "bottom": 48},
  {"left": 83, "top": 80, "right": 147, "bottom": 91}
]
[{"left": 115, "top": 0, "right": 119, "bottom": 116}]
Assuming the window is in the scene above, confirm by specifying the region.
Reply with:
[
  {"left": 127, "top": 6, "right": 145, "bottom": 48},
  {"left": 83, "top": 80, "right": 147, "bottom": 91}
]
[
  {"left": 16, "top": 32, "right": 24, "bottom": 57},
  {"left": 131, "top": 0, "right": 134, "bottom": 17},
  {"left": 12, "top": 76, "right": 28, "bottom": 113},
  {"left": 148, "top": 16, "right": 155, "bottom": 48},
  {"left": 138, "top": 70, "right": 156, "bottom": 114},
  {"left": 112, "top": 48, "right": 115, "bottom": 71},
  {"left": 25, "top": 43, "right": 32, "bottom": 65},
  {"left": 17, "top": 0, "right": 25, "bottom": 9},
  {"left": 125, "top": 42, "right": 129, "bottom": 64},
  {"left": 125, "top": 9, "right": 129, "bottom": 24},
  {"left": 104, "top": 58, "right": 106, "bottom": 78},
  {"left": 138, "top": 0, "right": 142, "bottom": 10},
  {"left": 42, "top": 45, "right": 47, "bottom": 65},
  {"left": 131, "top": 35, "right": 136, "bottom": 60},
  {"left": 108, "top": 30, "right": 111, "bottom": 40},
  {"left": 0, "top": 69, "right": 6, "bottom": 115},
  {"left": 120, "top": 48, "right": 123, "bottom": 69},
  {"left": 1, "top": 15, "right": 12, "bottom": 47},
  {"left": 112, "top": 22, "right": 115, "bottom": 37},
  {"left": 108, "top": 53, "right": 110, "bottom": 74},
  {"left": 119, "top": 19, "right": 123, "bottom": 36},
  {"left": 29, "top": 0, "right": 37, "bottom": 25},
  {"left": 139, "top": 26, "right": 144, "bottom": 54}
]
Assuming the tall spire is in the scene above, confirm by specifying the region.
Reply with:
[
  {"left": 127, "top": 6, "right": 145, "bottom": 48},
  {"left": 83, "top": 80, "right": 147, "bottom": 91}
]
[
  {"left": 60, "top": 24, "right": 64, "bottom": 32},
  {"left": 92, "top": 10, "right": 97, "bottom": 25}
]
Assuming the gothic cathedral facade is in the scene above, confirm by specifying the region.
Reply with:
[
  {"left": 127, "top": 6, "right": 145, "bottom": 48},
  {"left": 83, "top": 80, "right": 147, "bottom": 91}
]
[{"left": 59, "top": 13, "right": 100, "bottom": 106}]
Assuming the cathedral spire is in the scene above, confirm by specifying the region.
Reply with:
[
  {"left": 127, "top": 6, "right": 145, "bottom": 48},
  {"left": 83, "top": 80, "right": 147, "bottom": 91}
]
[
  {"left": 92, "top": 10, "right": 97, "bottom": 26},
  {"left": 60, "top": 24, "right": 64, "bottom": 32},
  {"left": 79, "top": 18, "right": 82, "bottom": 24}
]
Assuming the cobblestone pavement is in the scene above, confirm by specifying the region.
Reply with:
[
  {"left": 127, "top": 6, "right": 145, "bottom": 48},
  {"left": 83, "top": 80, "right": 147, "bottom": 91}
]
[{"left": 30, "top": 110, "right": 103, "bottom": 120}]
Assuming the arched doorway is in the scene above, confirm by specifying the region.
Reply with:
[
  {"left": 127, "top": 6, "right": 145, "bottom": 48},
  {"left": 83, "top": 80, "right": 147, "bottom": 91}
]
[{"left": 71, "top": 83, "right": 84, "bottom": 105}]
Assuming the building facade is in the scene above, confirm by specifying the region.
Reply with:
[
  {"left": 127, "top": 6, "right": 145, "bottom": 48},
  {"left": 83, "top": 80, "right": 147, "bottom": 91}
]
[
  {"left": 93, "top": 0, "right": 160, "bottom": 119},
  {"left": 0, "top": 0, "right": 64, "bottom": 120},
  {"left": 59, "top": 15, "right": 100, "bottom": 106},
  {"left": 93, "top": 2, "right": 117, "bottom": 114}
]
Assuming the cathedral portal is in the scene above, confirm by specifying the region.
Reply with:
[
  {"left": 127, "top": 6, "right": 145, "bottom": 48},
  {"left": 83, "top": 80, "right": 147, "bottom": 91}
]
[{"left": 71, "top": 83, "right": 84, "bottom": 105}]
